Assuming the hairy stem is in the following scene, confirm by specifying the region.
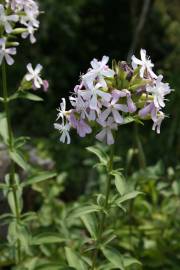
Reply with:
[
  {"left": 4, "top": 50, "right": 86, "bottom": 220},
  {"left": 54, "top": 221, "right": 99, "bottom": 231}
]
[
  {"left": 2, "top": 61, "right": 21, "bottom": 263},
  {"left": 91, "top": 143, "right": 115, "bottom": 269}
]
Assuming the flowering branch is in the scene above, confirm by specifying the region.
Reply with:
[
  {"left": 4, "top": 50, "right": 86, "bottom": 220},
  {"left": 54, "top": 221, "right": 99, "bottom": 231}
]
[{"left": 54, "top": 50, "right": 172, "bottom": 144}]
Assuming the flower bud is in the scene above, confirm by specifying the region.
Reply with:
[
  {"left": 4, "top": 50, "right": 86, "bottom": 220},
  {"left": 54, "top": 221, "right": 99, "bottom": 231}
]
[{"left": 11, "top": 28, "right": 27, "bottom": 35}]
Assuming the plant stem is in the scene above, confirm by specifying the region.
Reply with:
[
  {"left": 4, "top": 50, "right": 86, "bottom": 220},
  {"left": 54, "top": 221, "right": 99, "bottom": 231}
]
[
  {"left": 91, "top": 143, "right": 115, "bottom": 269},
  {"left": 2, "top": 61, "right": 21, "bottom": 263},
  {"left": 134, "top": 123, "right": 146, "bottom": 169}
]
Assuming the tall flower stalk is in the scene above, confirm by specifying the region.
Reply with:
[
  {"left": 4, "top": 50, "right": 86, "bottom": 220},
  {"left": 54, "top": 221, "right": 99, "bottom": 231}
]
[
  {"left": 0, "top": 1, "right": 52, "bottom": 267},
  {"left": 1, "top": 60, "right": 21, "bottom": 263},
  {"left": 91, "top": 140, "right": 115, "bottom": 269}
]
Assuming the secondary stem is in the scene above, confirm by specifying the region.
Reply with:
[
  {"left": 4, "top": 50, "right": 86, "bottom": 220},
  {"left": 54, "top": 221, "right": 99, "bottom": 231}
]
[
  {"left": 91, "top": 142, "right": 115, "bottom": 269},
  {"left": 2, "top": 61, "right": 21, "bottom": 263}
]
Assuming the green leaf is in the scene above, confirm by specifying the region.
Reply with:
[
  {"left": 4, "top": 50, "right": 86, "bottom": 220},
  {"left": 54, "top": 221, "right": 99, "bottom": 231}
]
[
  {"left": 0, "top": 213, "right": 13, "bottom": 225},
  {"left": 21, "top": 212, "right": 38, "bottom": 222},
  {"left": 31, "top": 232, "right": 66, "bottom": 245},
  {"left": 123, "top": 256, "right": 141, "bottom": 267},
  {"left": 18, "top": 92, "right": 43, "bottom": 102},
  {"left": 14, "top": 136, "right": 30, "bottom": 149},
  {"left": 35, "top": 263, "right": 75, "bottom": 270},
  {"left": 101, "top": 247, "right": 125, "bottom": 270},
  {"left": 0, "top": 114, "right": 8, "bottom": 144},
  {"left": 98, "top": 262, "right": 117, "bottom": 270},
  {"left": 116, "top": 191, "right": 142, "bottom": 204},
  {"left": 22, "top": 172, "right": 57, "bottom": 187},
  {"left": 10, "top": 151, "right": 29, "bottom": 171},
  {"left": 65, "top": 247, "right": 87, "bottom": 270},
  {"left": 123, "top": 116, "right": 135, "bottom": 125},
  {"left": 86, "top": 146, "right": 108, "bottom": 165},
  {"left": 111, "top": 171, "right": 126, "bottom": 196},
  {"left": 69, "top": 205, "right": 101, "bottom": 219},
  {"left": 8, "top": 91, "right": 43, "bottom": 102},
  {"left": 81, "top": 213, "right": 97, "bottom": 239},
  {"left": 0, "top": 183, "right": 8, "bottom": 190}
]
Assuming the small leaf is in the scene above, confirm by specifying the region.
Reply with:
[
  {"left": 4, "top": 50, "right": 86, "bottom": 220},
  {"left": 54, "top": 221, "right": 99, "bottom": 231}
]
[
  {"left": 14, "top": 136, "right": 30, "bottom": 149},
  {"left": 111, "top": 171, "right": 126, "bottom": 196},
  {"left": 8, "top": 92, "right": 43, "bottom": 102},
  {"left": 22, "top": 172, "right": 57, "bottom": 187},
  {"left": 0, "top": 183, "right": 8, "bottom": 190},
  {"left": 21, "top": 212, "right": 38, "bottom": 222},
  {"left": 0, "top": 113, "right": 8, "bottom": 144},
  {"left": 81, "top": 213, "right": 97, "bottom": 239},
  {"left": 18, "top": 92, "right": 43, "bottom": 102},
  {"left": 116, "top": 191, "right": 142, "bottom": 204},
  {"left": 86, "top": 146, "right": 108, "bottom": 165},
  {"left": 10, "top": 151, "right": 29, "bottom": 171},
  {"left": 123, "top": 256, "right": 141, "bottom": 267},
  {"left": 65, "top": 247, "right": 87, "bottom": 270},
  {"left": 69, "top": 205, "right": 101, "bottom": 219},
  {"left": 123, "top": 116, "right": 135, "bottom": 125},
  {"left": 36, "top": 265, "right": 75, "bottom": 270},
  {"left": 31, "top": 232, "right": 66, "bottom": 245},
  {"left": 101, "top": 247, "right": 125, "bottom": 270}
]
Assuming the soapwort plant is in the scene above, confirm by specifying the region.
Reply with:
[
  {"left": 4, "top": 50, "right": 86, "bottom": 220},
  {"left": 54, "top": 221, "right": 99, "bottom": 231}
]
[{"left": 54, "top": 51, "right": 172, "bottom": 269}]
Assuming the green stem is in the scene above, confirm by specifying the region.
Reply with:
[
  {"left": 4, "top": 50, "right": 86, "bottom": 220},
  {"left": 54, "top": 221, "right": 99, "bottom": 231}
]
[
  {"left": 134, "top": 123, "right": 146, "bottom": 169},
  {"left": 2, "top": 61, "right": 21, "bottom": 263},
  {"left": 91, "top": 143, "right": 115, "bottom": 269}
]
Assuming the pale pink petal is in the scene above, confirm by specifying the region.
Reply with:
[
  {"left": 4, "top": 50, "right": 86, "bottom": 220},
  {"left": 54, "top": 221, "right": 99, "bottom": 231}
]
[
  {"left": 91, "top": 59, "right": 99, "bottom": 69},
  {"left": 5, "top": 53, "right": 14, "bottom": 65},
  {"left": 101, "top": 56, "right": 109, "bottom": 66},
  {"left": 96, "top": 129, "right": 106, "bottom": 142},
  {"left": 25, "top": 74, "right": 33, "bottom": 81},
  {"left": 5, "top": 22, "right": 13, "bottom": 33},
  {"left": 112, "top": 109, "right": 123, "bottom": 124},
  {"left": 132, "top": 55, "right": 142, "bottom": 66},
  {"left": 99, "top": 108, "right": 111, "bottom": 122},
  {"left": 27, "top": 63, "right": 34, "bottom": 74},
  {"left": 107, "top": 129, "right": 114, "bottom": 145},
  {"left": 90, "top": 94, "right": 98, "bottom": 110},
  {"left": 35, "top": 64, "right": 42, "bottom": 74},
  {"left": 140, "top": 49, "right": 146, "bottom": 62}
]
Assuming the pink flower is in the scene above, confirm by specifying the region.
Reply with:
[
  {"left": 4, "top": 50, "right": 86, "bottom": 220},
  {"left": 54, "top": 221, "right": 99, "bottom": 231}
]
[
  {"left": 96, "top": 117, "right": 118, "bottom": 145},
  {"left": 69, "top": 112, "right": 92, "bottom": 138}
]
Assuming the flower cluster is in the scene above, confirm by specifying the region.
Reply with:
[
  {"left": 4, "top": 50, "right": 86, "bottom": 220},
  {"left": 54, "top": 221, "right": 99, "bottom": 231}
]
[
  {"left": 54, "top": 49, "right": 172, "bottom": 145},
  {"left": 0, "top": 0, "right": 40, "bottom": 65}
]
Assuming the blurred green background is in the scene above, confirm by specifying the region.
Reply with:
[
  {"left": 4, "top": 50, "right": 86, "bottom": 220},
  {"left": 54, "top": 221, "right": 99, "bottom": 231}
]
[{"left": 4, "top": 0, "right": 180, "bottom": 194}]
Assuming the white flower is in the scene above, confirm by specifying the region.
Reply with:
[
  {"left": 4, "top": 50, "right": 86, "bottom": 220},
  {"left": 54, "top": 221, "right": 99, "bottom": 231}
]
[
  {"left": 21, "top": 23, "right": 37, "bottom": 43},
  {"left": 131, "top": 49, "right": 157, "bottom": 79},
  {"left": 146, "top": 75, "right": 171, "bottom": 108},
  {"left": 96, "top": 117, "right": 118, "bottom": 145},
  {"left": 25, "top": 63, "right": 43, "bottom": 88},
  {"left": 79, "top": 83, "right": 111, "bottom": 112},
  {"left": 0, "top": 38, "right": 16, "bottom": 65},
  {"left": 54, "top": 122, "right": 71, "bottom": 144},
  {"left": 56, "top": 98, "right": 69, "bottom": 124},
  {"left": 0, "top": 4, "right": 19, "bottom": 33},
  {"left": 152, "top": 111, "right": 165, "bottom": 134},
  {"left": 82, "top": 56, "right": 115, "bottom": 88}
]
